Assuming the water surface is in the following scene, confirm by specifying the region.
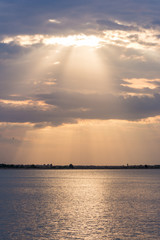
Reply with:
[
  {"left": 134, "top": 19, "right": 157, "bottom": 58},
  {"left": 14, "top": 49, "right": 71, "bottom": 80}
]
[{"left": 0, "top": 169, "right": 159, "bottom": 240}]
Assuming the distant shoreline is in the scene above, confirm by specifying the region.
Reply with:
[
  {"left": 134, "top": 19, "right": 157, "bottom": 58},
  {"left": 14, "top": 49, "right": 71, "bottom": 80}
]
[{"left": 0, "top": 163, "right": 160, "bottom": 170}]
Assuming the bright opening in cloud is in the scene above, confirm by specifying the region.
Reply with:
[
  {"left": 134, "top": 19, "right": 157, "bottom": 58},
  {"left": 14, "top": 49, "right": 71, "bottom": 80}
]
[
  {"left": 2, "top": 27, "right": 160, "bottom": 51},
  {"left": 2, "top": 34, "right": 103, "bottom": 47},
  {"left": 43, "top": 35, "right": 102, "bottom": 47}
]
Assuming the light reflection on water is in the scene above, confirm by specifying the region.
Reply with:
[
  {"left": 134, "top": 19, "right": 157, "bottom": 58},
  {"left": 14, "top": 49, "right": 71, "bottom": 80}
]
[{"left": 0, "top": 169, "right": 160, "bottom": 240}]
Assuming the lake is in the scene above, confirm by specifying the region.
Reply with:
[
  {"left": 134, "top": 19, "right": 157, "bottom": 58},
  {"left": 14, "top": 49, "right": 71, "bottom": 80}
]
[{"left": 0, "top": 169, "right": 160, "bottom": 240}]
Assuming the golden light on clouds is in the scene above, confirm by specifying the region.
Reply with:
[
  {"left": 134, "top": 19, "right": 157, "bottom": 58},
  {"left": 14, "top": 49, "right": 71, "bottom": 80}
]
[
  {"left": 0, "top": 99, "right": 52, "bottom": 110},
  {"left": 2, "top": 27, "right": 160, "bottom": 53},
  {"left": 122, "top": 78, "right": 160, "bottom": 90},
  {"left": 103, "top": 28, "right": 160, "bottom": 50}
]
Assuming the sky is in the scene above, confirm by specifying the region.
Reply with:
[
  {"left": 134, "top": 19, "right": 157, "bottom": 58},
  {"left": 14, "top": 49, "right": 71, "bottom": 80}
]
[{"left": 0, "top": 0, "right": 160, "bottom": 165}]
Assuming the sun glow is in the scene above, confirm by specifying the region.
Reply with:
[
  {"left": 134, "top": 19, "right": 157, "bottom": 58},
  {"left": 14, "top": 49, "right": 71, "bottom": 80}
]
[
  {"left": 14, "top": 119, "right": 156, "bottom": 165},
  {"left": 43, "top": 35, "right": 102, "bottom": 47},
  {"left": 2, "top": 27, "right": 160, "bottom": 52},
  {"left": 60, "top": 45, "right": 109, "bottom": 92},
  {"left": 2, "top": 34, "right": 102, "bottom": 47}
]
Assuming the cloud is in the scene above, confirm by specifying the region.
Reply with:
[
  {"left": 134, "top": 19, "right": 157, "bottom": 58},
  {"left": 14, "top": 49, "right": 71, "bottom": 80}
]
[
  {"left": 1, "top": 0, "right": 160, "bottom": 166},
  {"left": 1, "top": 26, "right": 160, "bottom": 52},
  {"left": 121, "top": 78, "right": 160, "bottom": 92},
  {"left": 0, "top": 0, "right": 160, "bottom": 36},
  {"left": 96, "top": 19, "right": 137, "bottom": 31},
  {"left": 0, "top": 89, "right": 160, "bottom": 126},
  {"left": 0, "top": 0, "right": 160, "bottom": 127},
  {"left": 48, "top": 19, "right": 61, "bottom": 24},
  {"left": 36, "top": 91, "right": 160, "bottom": 121}
]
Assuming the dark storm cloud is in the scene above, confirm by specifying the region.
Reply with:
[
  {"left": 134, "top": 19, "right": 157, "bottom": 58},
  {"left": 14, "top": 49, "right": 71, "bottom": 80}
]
[
  {"left": 96, "top": 19, "right": 137, "bottom": 31},
  {"left": 0, "top": 0, "right": 160, "bottom": 35},
  {"left": 0, "top": 42, "right": 31, "bottom": 60},
  {"left": 0, "top": 0, "right": 94, "bottom": 35},
  {"left": 1, "top": 91, "right": 160, "bottom": 126},
  {"left": 36, "top": 91, "right": 160, "bottom": 121}
]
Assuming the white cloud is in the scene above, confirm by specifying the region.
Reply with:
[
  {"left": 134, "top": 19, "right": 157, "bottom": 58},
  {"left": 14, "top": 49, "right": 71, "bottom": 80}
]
[{"left": 48, "top": 19, "right": 61, "bottom": 24}]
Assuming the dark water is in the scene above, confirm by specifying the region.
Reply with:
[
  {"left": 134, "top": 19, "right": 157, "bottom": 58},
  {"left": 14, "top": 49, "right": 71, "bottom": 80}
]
[{"left": 0, "top": 169, "right": 160, "bottom": 240}]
